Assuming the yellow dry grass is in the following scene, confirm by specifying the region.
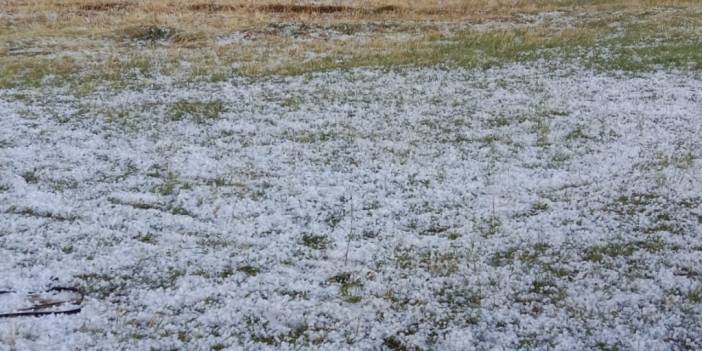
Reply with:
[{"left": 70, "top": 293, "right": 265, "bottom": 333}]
[
  {"left": 3, "top": 0, "right": 701, "bottom": 36},
  {"left": 1, "top": 0, "right": 701, "bottom": 89}
]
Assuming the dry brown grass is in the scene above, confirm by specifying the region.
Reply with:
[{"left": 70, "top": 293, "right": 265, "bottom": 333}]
[
  {"left": 3, "top": 0, "right": 700, "bottom": 34},
  {"left": 1, "top": 0, "right": 701, "bottom": 88},
  {"left": 2, "top": 1, "right": 699, "bottom": 42}
]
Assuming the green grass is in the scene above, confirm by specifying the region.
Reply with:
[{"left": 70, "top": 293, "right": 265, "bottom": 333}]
[
  {"left": 301, "top": 234, "right": 330, "bottom": 250},
  {"left": 474, "top": 215, "right": 502, "bottom": 238},
  {"left": 154, "top": 173, "right": 179, "bottom": 196},
  {"left": 688, "top": 288, "right": 702, "bottom": 303},
  {"left": 583, "top": 240, "right": 665, "bottom": 263},
  {"left": 21, "top": 170, "right": 39, "bottom": 184},
  {"left": 237, "top": 265, "right": 260, "bottom": 277}
]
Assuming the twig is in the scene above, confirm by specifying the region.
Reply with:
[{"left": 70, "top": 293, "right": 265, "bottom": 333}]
[{"left": 0, "top": 287, "right": 83, "bottom": 319}]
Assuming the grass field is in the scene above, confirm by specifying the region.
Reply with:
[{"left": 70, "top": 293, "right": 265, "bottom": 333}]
[{"left": 1, "top": 1, "right": 702, "bottom": 350}]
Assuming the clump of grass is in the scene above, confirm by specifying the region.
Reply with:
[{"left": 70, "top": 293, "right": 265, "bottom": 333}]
[
  {"left": 207, "top": 177, "right": 230, "bottom": 187},
  {"left": 395, "top": 248, "right": 459, "bottom": 276},
  {"left": 237, "top": 265, "right": 260, "bottom": 277},
  {"left": 104, "top": 108, "right": 134, "bottom": 128},
  {"left": 654, "top": 150, "right": 697, "bottom": 170},
  {"left": 291, "top": 130, "right": 344, "bottom": 144},
  {"left": 583, "top": 243, "right": 635, "bottom": 263},
  {"left": 534, "top": 115, "right": 551, "bottom": 147},
  {"left": 136, "top": 233, "right": 156, "bottom": 244},
  {"left": 21, "top": 170, "right": 39, "bottom": 184},
  {"left": 688, "top": 288, "right": 702, "bottom": 303},
  {"left": 168, "top": 99, "right": 225, "bottom": 122},
  {"left": 0, "top": 57, "right": 79, "bottom": 89},
  {"left": 487, "top": 115, "right": 511, "bottom": 128},
  {"left": 514, "top": 201, "right": 552, "bottom": 218},
  {"left": 301, "top": 234, "right": 330, "bottom": 250},
  {"left": 122, "top": 25, "right": 178, "bottom": 42},
  {"left": 609, "top": 192, "right": 658, "bottom": 215},
  {"left": 583, "top": 240, "right": 665, "bottom": 263},
  {"left": 491, "top": 247, "right": 518, "bottom": 267},
  {"left": 565, "top": 125, "right": 592, "bottom": 141},
  {"left": 6, "top": 206, "right": 80, "bottom": 221},
  {"left": 219, "top": 266, "right": 235, "bottom": 278},
  {"left": 383, "top": 335, "right": 412, "bottom": 351},
  {"left": 154, "top": 173, "right": 179, "bottom": 196},
  {"left": 528, "top": 279, "right": 565, "bottom": 301},
  {"left": 280, "top": 96, "right": 301, "bottom": 111},
  {"left": 474, "top": 215, "right": 502, "bottom": 238},
  {"left": 329, "top": 272, "right": 363, "bottom": 303}
]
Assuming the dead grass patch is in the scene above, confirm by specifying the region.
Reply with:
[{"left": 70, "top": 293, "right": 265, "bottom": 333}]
[
  {"left": 256, "top": 4, "right": 402, "bottom": 15},
  {"left": 121, "top": 25, "right": 178, "bottom": 41},
  {"left": 78, "top": 1, "right": 132, "bottom": 12},
  {"left": 1, "top": 1, "right": 701, "bottom": 88},
  {"left": 258, "top": 4, "right": 353, "bottom": 14},
  {"left": 188, "top": 3, "right": 240, "bottom": 12}
]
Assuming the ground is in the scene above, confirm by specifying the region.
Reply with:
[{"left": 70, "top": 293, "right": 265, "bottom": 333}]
[{"left": 1, "top": 1, "right": 701, "bottom": 350}]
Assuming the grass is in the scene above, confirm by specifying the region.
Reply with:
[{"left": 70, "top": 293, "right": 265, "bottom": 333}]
[
  {"left": 395, "top": 248, "right": 460, "bottom": 276},
  {"left": 582, "top": 240, "right": 665, "bottom": 263},
  {"left": 301, "top": 234, "right": 330, "bottom": 250},
  {"left": 122, "top": 25, "right": 179, "bottom": 42},
  {"left": 154, "top": 173, "right": 179, "bottom": 196},
  {"left": 1, "top": 2, "right": 701, "bottom": 90},
  {"left": 237, "top": 265, "right": 260, "bottom": 277},
  {"left": 329, "top": 272, "right": 364, "bottom": 303},
  {"left": 474, "top": 215, "right": 502, "bottom": 238},
  {"left": 21, "top": 170, "right": 39, "bottom": 184},
  {"left": 168, "top": 99, "right": 225, "bottom": 122},
  {"left": 688, "top": 288, "right": 702, "bottom": 303}
]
